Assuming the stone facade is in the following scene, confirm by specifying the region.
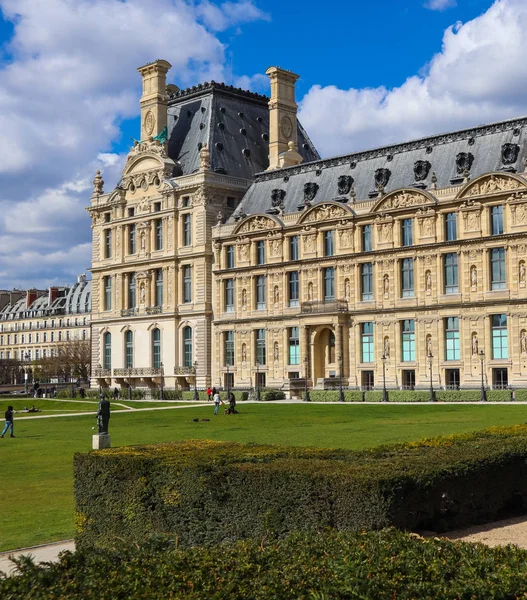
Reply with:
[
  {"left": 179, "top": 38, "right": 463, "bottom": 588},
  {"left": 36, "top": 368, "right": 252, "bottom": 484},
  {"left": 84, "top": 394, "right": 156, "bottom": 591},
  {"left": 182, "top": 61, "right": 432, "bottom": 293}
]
[{"left": 212, "top": 175, "right": 527, "bottom": 391}]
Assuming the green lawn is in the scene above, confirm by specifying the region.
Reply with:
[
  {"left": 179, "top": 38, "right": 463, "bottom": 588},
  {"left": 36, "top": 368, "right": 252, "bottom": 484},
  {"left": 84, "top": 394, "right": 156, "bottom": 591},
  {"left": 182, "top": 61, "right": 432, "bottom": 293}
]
[{"left": 1, "top": 403, "right": 527, "bottom": 551}]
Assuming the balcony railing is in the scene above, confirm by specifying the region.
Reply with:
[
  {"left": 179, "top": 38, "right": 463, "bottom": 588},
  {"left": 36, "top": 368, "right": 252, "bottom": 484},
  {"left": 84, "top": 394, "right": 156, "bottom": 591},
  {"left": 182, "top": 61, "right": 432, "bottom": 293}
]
[
  {"left": 174, "top": 366, "right": 196, "bottom": 376},
  {"left": 145, "top": 306, "right": 162, "bottom": 315},
  {"left": 301, "top": 299, "right": 349, "bottom": 314},
  {"left": 113, "top": 368, "right": 163, "bottom": 377},
  {"left": 93, "top": 368, "right": 111, "bottom": 378},
  {"left": 120, "top": 308, "right": 137, "bottom": 317}
]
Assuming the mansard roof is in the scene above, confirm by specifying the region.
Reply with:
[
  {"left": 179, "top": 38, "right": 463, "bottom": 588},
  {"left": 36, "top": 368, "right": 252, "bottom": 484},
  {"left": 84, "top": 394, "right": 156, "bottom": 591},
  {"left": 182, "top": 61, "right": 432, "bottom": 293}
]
[
  {"left": 166, "top": 82, "right": 319, "bottom": 179},
  {"left": 231, "top": 115, "right": 527, "bottom": 219}
]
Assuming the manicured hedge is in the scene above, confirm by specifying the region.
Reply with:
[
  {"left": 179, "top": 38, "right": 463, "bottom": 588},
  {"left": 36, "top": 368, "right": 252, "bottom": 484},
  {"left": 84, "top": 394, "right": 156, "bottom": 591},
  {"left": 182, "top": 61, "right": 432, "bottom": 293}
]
[
  {"left": 75, "top": 425, "right": 527, "bottom": 551},
  {"left": 308, "top": 390, "right": 364, "bottom": 402},
  {"left": 4, "top": 529, "right": 527, "bottom": 599}
]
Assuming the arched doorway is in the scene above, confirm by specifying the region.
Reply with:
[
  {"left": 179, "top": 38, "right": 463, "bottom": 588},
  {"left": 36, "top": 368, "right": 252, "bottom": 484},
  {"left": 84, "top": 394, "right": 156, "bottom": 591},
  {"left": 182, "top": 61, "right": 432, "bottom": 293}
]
[{"left": 313, "top": 327, "right": 336, "bottom": 383}]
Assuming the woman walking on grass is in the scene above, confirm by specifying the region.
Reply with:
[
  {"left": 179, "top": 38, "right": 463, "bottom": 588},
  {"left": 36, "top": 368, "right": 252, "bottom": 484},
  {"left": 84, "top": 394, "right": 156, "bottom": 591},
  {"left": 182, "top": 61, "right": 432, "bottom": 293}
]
[
  {"left": 213, "top": 388, "right": 221, "bottom": 415},
  {"left": 1, "top": 405, "right": 14, "bottom": 438}
]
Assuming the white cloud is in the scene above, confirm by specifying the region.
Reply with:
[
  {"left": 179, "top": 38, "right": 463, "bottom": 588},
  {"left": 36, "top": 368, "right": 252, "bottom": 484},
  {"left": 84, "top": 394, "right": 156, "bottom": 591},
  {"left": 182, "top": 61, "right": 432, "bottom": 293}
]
[
  {"left": 0, "top": 0, "right": 267, "bottom": 289},
  {"left": 425, "top": 0, "right": 457, "bottom": 10},
  {"left": 299, "top": 0, "right": 527, "bottom": 158},
  {"left": 233, "top": 72, "right": 268, "bottom": 92}
]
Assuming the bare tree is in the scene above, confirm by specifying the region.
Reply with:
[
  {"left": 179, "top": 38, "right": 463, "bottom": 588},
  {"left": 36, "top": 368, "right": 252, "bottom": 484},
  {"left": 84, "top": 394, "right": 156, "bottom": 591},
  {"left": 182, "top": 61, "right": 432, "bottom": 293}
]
[
  {"left": 0, "top": 358, "right": 22, "bottom": 385},
  {"left": 33, "top": 340, "right": 91, "bottom": 382}
]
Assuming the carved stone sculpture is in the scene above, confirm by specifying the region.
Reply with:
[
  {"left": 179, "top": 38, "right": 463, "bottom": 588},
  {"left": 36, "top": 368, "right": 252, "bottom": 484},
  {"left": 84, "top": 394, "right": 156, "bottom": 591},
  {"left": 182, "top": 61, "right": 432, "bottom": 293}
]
[
  {"left": 338, "top": 175, "right": 353, "bottom": 195},
  {"left": 344, "top": 278, "right": 350, "bottom": 300},
  {"left": 375, "top": 168, "right": 391, "bottom": 189},
  {"left": 241, "top": 288, "right": 247, "bottom": 309},
  {"left": 472, "top": 333, "right": 479, "bottom": 355},
  {"left": 384, "top": 337, "right": 390, "bottom": 358},
  {"left": 97, "top": 397, "right": 110, "bottom": 434},
  {"left": 456, "top": 152, "right": 474, "bottom": 175},
  {"left": 521, "top": 330, "right": 527, "bottom": 354},
  {"left": 383, "top": 274, "right": 389, "bottom": 295},
  {"left": 93, "top": 170, "right": 104, "bottom": 195},
  {"left": 304, "top": 182, "right": 319, "bottom": 203},
  {"left": 426, "top": 271, "right": 432, "bottom": 294},
  {"left": 271, "top": 189, "right": 286, "bottom": 207},
  {"left": 520, "top": 261, "right": 526, "bottom": 286},
  {"left": 502, "top": 143, "right": 520, "bottom": 166},
  {"left": 427, "top": 336, "right": 432, "bottom": 356},
  {"left": 241, "top": 343, "right": 247, "bottom": 362},
  {"left": 307, "top": 282, "right": 313, "bottom": 301},
  {"left": 414, "top": 160, "right": 431, "bottom": 182},
  {"left": 471, "top": 266, "right": 478, "bottom": 289}
]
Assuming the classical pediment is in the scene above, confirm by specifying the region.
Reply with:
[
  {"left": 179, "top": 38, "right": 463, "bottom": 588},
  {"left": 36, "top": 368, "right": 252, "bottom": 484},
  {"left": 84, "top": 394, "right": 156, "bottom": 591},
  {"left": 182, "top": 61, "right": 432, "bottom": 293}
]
[
  {"left": 372, "top": 189, "right": 436, "bottom": 213},
  {"left": 233, "top": 214, "right": 283, "bottom": 234},
  {"left": 298, "top": 202, "right": 354, "bottom": 224},
  {"left": 456, "top": 173, "right": 527, "bottom": 199}
]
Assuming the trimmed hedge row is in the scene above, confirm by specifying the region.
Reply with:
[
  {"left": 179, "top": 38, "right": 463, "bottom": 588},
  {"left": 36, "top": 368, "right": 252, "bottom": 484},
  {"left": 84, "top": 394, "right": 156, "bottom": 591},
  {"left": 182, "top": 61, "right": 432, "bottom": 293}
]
[
  {"left": 75, "top": 425, "right": 527, "bottom": 551},
  {"left": 308, "top": 390, "right": 364, "bottom": 402},
  {"left": 4, "top": 529, "right": 527, "bottom": 599}
]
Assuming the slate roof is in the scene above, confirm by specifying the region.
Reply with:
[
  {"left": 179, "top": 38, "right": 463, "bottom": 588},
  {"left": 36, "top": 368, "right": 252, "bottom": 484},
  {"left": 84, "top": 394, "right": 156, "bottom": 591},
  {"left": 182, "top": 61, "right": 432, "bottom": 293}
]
[
  {"left": 167, "top": 82, "right": 319, "bottom": 178},
  {"left": 0, "top": 280, "right": 91, "bottom": 320},
  {"left": 231, "top": 115, "right": 527, "bottom": 219}
]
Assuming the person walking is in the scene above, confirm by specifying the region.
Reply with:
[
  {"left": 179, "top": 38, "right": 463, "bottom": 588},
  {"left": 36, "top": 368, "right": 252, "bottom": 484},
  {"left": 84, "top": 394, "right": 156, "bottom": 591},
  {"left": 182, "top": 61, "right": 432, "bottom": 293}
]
[
  {"left": 113, "top": 387, "right": 119, "bottom": 401},
  {"left": 213, "top": 388, "right": 221, "bottom": 415},
  {"left": 206, "top": 387, "right": 212, "bottom": 402},
  {"left": 1, "top": 405, "right": 15, "bottom": 438}
]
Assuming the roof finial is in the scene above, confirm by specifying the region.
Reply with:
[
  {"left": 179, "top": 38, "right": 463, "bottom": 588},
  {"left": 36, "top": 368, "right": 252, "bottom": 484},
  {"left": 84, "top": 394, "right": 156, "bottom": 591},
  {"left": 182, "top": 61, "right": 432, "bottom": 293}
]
[
  {"left": 92, "top": 170, "right": 104, "bottom": 195},
  {"left": 430, "top": 171, "right": 438, "bottom": 190},
  {"left": 463, "top": 168, "right": 470, "bottom": 184},
  {"left": 200, "top": 144, "right": 211, "bottom": 171}
]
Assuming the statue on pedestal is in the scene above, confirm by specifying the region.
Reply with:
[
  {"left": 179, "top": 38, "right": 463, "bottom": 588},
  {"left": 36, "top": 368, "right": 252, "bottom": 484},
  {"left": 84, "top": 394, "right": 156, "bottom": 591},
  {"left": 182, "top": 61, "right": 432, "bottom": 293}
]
[{"left": 97, "top": 396, "right": 111, "bottom": 434}]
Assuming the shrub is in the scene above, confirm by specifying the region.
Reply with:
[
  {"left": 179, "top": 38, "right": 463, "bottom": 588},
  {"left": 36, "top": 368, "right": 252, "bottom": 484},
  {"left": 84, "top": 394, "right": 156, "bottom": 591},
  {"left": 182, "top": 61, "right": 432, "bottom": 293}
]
[
  {"left": 487, "top": 390, "right": 513, "bottom": 402},
  {"left": 435, "top": 390, "right": 481, "bottom": 402},
  {"left": 74, "top": 425, "right": 527, "bottom": 551},
  {"left": 386, "top": 391, "right": 430, "bottom": 402},
  {"left": 4, "top": 529, "right": 527, "bottom": 599},
  {"left": 364, "top": 391, "right": 383, "bottom": 402},
  {"left": 308, "top": 390, "right": 364, "bottom": 402}
]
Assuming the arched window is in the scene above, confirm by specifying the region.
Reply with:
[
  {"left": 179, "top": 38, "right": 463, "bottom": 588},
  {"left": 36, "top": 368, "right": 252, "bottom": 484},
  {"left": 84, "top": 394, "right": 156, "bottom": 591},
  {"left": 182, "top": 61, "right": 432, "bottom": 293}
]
[
  {"left": 104, "top": 332, "right": 111, "bottom": 370},
  {"left": 328, "top": 330, "right": 336, "bottom": 364},
  {"left": 152, "top": 328, "right": 161, "bottom": 368},
  {"left": 125, "top": 330, "right": 133, "bottom": 368},
  {"left": 183, "top": 326, "right": 192, "bottom": 367}
]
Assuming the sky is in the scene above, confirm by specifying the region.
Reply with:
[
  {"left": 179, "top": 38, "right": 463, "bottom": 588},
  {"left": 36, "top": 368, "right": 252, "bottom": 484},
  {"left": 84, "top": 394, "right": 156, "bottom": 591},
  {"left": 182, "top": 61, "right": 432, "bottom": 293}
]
[{"left": 1, "top": 0, "right": 526, "bottom": 289}]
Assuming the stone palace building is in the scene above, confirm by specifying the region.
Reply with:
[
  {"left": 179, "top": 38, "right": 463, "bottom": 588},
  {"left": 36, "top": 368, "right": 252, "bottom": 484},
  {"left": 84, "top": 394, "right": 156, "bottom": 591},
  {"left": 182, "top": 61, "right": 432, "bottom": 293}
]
[{"left": 89, "top": 59, "right": 527, "bottom": 392}]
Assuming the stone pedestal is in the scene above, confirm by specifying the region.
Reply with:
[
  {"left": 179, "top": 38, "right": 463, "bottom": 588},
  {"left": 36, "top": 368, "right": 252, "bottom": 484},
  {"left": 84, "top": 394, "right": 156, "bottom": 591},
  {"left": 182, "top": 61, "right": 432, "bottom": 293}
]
[{"left": 92, "top": 434, "right": 111, "bottom": 450}]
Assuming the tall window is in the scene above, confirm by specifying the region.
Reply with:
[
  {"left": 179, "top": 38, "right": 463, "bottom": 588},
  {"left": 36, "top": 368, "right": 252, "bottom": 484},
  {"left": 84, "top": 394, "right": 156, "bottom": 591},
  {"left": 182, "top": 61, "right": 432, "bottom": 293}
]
[
  {"left": 104, "top": 229, "right": 112, "bottom": 258},
  {"left": 401, "top": 258, "right": 414, "bottom": 297},
  {"left": 290, "top": 236, "right": 299, "bottom": 261},
  {"left": 104, "top": 276, "right": 112, "bottom": 311},
  {"left": 125, "top": 330, "right": 133, "bottom": 368},
  {"left": 152, "top": 328, "right": 161, "bottom": 368},
  {"left": 183, "top": 266, "right": 192, "bottom": 303},
  {"left": 444, "top": 253, "right": 459, "bottom": 294},
  {"left": 155, "top": 269, "right": 163, "bottom": 307},
  {"left": 128, "top": 273, "right": 136, "bottom": 309},
  {"left": 324, "top": 230, "right": 334, "bottom": 256},
  {"left": 104, "top": 332, "right": 111, "bottom": 370},
  {"left": 324, "top": 267, "right": 335, "bottom": 301},
  {"left": 155, "top": 219, "right": 163, "bottom": 250},
  {"left": 257, "top": 241, "right": 265, "bottom": 265},
  {"left": 402, "top": 219, "right": 413, "bottom": 247},
  {"left": 289, "top": 327, "right": 300, "bottom": 365},
  {"left": 183, "top": 326, "right": 192, "bottom": 367},
  {"left": 256, "top": 275, "right": 266, "bottom": 310},
  {"left": 490, "top": 247, "right": 506, "bottom": 290},
  {"left": 362, "top": 224, "right": 372, "bottom": 252},
  {"left": 328, "top": 331, "right": 336, "bottom": 363},
  {"left": 445, "top": 212, "right": 457, "bottom": 241},
  {"left": 401, "top": 320, "right": 415, "bottom": 362},
  {"left": 224, "top": 331, "right": 234, "bottom": 366},
  {"left": 492, "top": 314, "right": 508, "bottom": 359},
  {"left": 288, "top": 271, "right": 299, "bottom": 307},
  {"left": 361, "top": 322, "right": 374, "bottom": 363},
  {"left": 183, "top": 214, "right": 191, "bottom": 246},
  {"left": 491, "top": 205, "right": 504, "bottom": 235},
  {"left": 256, "top": 329, "right": 266, "bottom": 365},
  {"left": 445, "top": 317, "right": 460, "bottom": 361},
  {"left": 226, "top": 245, "right": 235, "bottom": 269},
  {"left": 361, "top": 262, "right": 373, "bottom": 301},
  {"left": 128, "top": 223, "right": 136, "bottom": 254},
  {"left": 225, "top": 279, "right": 235, "bottom": 312}
]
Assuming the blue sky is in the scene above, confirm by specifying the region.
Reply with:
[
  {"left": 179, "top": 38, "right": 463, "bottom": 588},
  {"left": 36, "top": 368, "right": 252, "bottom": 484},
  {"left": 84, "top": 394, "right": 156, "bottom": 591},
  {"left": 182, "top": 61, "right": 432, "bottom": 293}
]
[{"left": 0, "top": 0, "right": 525, "bottom": 289}]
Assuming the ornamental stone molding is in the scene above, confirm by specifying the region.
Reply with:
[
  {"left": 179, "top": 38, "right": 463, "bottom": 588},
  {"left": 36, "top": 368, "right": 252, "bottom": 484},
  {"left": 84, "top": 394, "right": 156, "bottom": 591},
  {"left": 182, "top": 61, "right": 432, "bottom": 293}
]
[
  {"left": 298, "top": 202, "right": 353, "bottom": 224},
  {"left": 509, "top": 198, "right": 527, "bottom": 226},
  {"left": 457, "top": 173, "right": 526, "bottom": 199},
  {"left": 372, "top": 188, "right": 436, "bottom": 213},
  {"left": 233, "top": 214, "right": 282, "bottom": 234}
]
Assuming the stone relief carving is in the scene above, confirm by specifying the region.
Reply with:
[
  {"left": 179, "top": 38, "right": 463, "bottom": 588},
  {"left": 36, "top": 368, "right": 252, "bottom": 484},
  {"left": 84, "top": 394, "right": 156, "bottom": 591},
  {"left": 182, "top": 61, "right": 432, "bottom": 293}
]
[
  {"left": 303, "top": 234, "right": 316, "bottom": 253},
  {"left": 419, "top": 215, "right": 435, "bottom": 238},
  {"left": 377, "top": 221, "right": 393, "bottom": 243},
  {"left": 241, "top": 288, "right": 247, "bottom": 310},
  {"left": 462, "top": 174, "right": 522, "bottom": 198},
  {"left": 344, "top": 278, "right": 350, "bottom": 300},
  {"left": 383, "top": 337, "right": 390, "bottom": 358},
  {"left": 426, "top": 335, "right": 432, "bottom": 356},
  {"left": 511, "top": 202, "right": 527, "bottom": 225},
  {"left": 237, "top": 216, "right": 276, "bottom": 233},
  {"left": 241, "top": 343, "right": 247, "bottom": 362},
  {"left": 273, "top": 286, "right": 279, "bottom": 306},
  {"left": 374, "top": 168, "right": 391, "bottom": 189},
  {"left": 167, "top": 267, "right": 173, "bottom": 304},
  {"left": 239, "top": 243, "right": 249, "bottom": 261},
  {"left": 339, "top": 227, "right": 353, "bottom": 249},
  {"left": 271, "top": 189, "right": 286, "bottom": 207},
  {"left": 167, "top": 216, "right": 173, "bottom": 250},
  {"left": 307, "top": 282, "right": 314, "bottom": 301},
  {"left": 463, "top": 209, "right": 481, "bottom": 231},
  {"left": 139, "top": 282, "right": 146, "bottom": 305},
  {"left": 303, "top": 203, "right": 349, "bottom": 223},
  {"left": 274, "top": 342, "right": 279, "bottom": 361},
  {"left": 376, "top": 190, "right": 431, "bottom": 211},
  {"left": 269, "top": 239, "right": 282, "bottom": 257}
]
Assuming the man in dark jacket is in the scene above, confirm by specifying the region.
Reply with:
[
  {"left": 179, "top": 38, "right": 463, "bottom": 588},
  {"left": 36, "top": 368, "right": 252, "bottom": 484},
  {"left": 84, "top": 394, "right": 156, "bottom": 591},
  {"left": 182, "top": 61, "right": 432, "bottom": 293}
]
[{"left": 1, "top": 405, "right": 15, "bottom": 438}]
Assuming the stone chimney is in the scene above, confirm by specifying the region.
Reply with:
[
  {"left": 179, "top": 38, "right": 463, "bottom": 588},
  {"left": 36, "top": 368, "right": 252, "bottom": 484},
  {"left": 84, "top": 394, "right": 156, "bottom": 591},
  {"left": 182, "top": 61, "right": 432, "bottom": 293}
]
[
  {"left": 26, "top": 289, "right": 39, "bottom": 308},
  {"left": 137, "top": 59, "right": 172, "bottom": 141},
  {"left": 49, "top": 287, "right": 59, "bottom": 304},
  {"left": 266, "top": 67, "right": 300, "bottom": 170}
]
